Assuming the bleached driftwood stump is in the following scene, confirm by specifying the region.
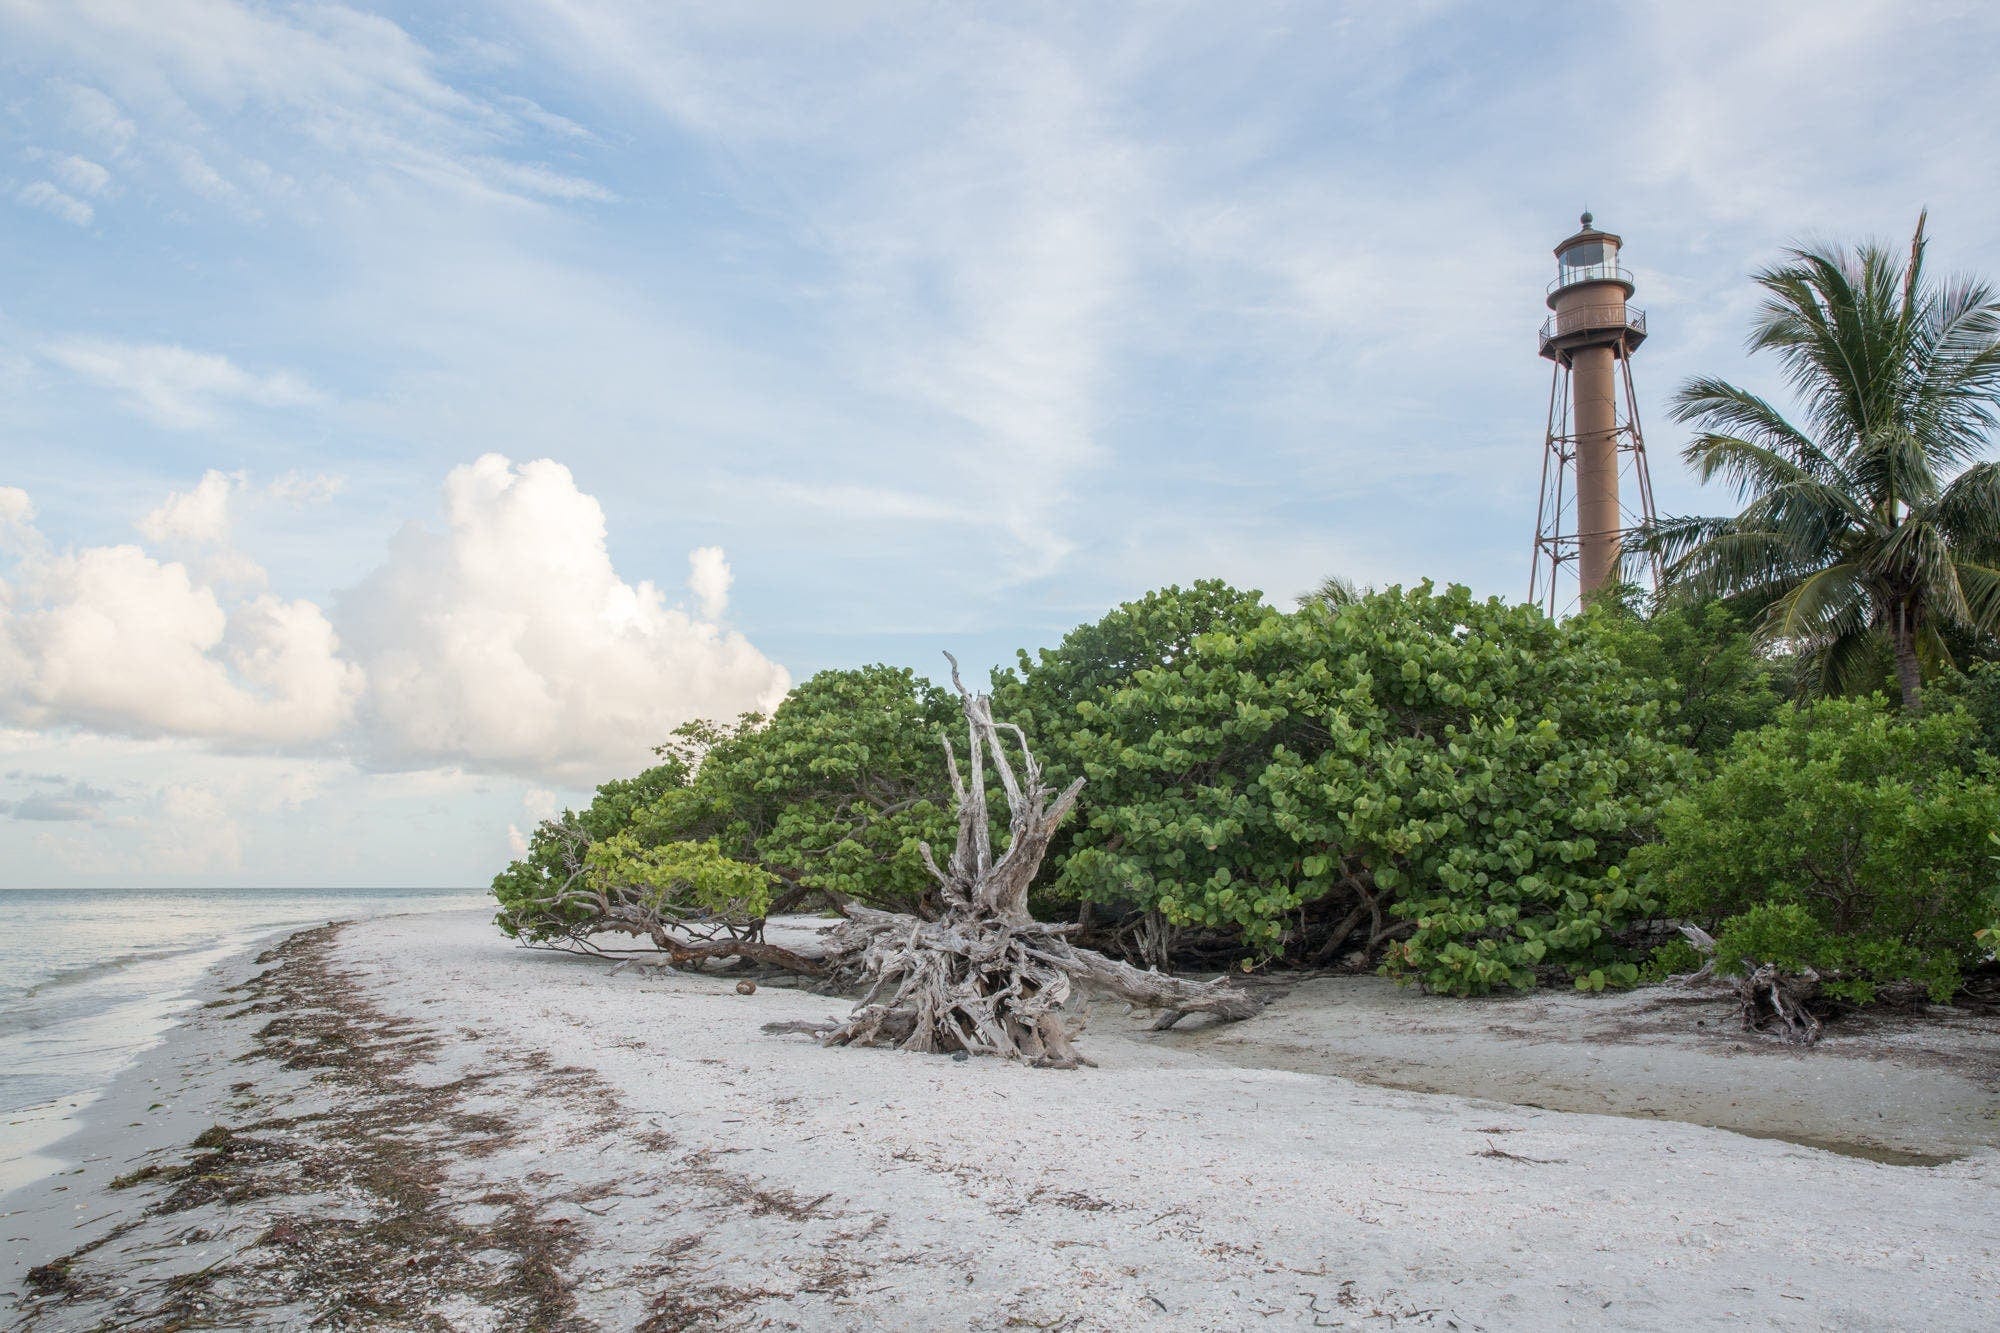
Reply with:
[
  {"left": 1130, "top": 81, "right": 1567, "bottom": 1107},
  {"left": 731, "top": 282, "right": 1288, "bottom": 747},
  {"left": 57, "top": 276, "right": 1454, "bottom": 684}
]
[{"left": 801, "top": 654, "right": 1259, "bottom": 1068}]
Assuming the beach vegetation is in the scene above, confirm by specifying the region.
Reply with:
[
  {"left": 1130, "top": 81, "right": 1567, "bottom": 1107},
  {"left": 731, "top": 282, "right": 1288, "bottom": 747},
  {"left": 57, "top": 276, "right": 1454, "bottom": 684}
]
[
  {"left": 1053, "top": 581, "right": 1688, "bottom": 992},
  {"left": 1636, "top": 696, "right": 2000, "bottom": 1005},
  {"left": 1575, "top": 586, "right": 1786, "bottom": 756},
  {"left": 636, "top": 664, "right": 959, "bottom": 916}
]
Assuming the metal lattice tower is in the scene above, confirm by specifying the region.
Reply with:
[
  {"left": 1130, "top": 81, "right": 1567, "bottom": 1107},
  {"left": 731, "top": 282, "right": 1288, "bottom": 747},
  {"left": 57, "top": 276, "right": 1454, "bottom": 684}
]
[{"left": 1529, "top": 213, "right": 1660, "bottom": 615}]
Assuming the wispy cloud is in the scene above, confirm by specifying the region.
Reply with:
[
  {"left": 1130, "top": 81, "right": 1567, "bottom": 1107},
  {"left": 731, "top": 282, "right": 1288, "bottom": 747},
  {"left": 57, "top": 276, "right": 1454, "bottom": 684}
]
[
  {"left": 15, "top": 179, "right": 94, "bottom": 226},
  {"left": 5, "top": 778, "right": 115, "bottom": 823},
  {"left": 52, "top": 153, "right": 111, "bottom": 195},
  {"left": 8, "top": 0, "right": 613, "bottom": 216},
  {"left": 42, "top": 338, "right": 323, "bottom": 429}
]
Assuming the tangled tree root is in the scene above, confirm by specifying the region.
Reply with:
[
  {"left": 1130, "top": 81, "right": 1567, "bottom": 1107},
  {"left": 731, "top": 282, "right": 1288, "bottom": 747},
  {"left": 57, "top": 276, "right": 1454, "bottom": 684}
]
[
  {"left": 1678, "top": 925, "right": 1824, "bottom": 1046},
  {"left": 791, "top": 655, "right": 1260, "bottom": 1069},
  {"left": 1737, "top": 960, "right": 1824, "bottom": 1045}
]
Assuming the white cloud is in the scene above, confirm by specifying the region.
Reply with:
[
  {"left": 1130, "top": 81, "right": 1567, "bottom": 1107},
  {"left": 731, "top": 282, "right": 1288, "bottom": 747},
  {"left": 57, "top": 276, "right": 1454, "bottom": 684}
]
[
  {"left": 2, "top": 459, "right": 787, "bottom": 788},
  {"left": 0, "top": 494, "right": 363, "bottom": 746},
  {"left": 507, "top": 785, "right": 563, "bottom": 858},
  {"left": 133, "top": 470, "right": 268, "bottom": 591},
  {"left": 511, "top": 8, "right": 1134, "bottom": 575},
  {"left": 0, "top": 487, "right": 34, "bottom": 540},
  {"left": 43, "top": 338, "right": 323, "bottom": 429},
  {"left": 268, "top": 470, "right": 346, "bottom": 506},
  {"left": 52, "top": 154, "right": 112, "bottom": 197},
  {"left": 16, "top": 180, "right": 94, "bottom": 226},
  {"left": 339, "top": 454, "right": 790, "bottom": 782},
  {"left": 12, "top": 2, "right": 611, "bottom": 215},
  {"left": 0, "top": 541, "right": 362, "bottom": 744},
  {"left": 687, "top": 545, "right": 731, "bottom": 620},
  {"left": 138, "top": 469, "right": 243, "bottom": 546},
  {"left": 60, "top": 84, "right": 136, "bottom": 153}
]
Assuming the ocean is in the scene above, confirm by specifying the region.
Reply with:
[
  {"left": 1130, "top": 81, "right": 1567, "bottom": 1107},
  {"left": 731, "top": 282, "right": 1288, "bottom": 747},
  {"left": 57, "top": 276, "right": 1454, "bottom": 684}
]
[{"left": 0, "top": 886, "right": 490, "bottom": 1191}]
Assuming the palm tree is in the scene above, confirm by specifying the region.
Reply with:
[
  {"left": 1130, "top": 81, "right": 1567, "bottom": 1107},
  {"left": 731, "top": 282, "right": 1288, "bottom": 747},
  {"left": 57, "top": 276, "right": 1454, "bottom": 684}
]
[
  {"left": 1298, "top": 574, "right": 1375, "bottom": 610},
  {"left": 1646, "top": 213, "right": 2000, "bottom": 711}
]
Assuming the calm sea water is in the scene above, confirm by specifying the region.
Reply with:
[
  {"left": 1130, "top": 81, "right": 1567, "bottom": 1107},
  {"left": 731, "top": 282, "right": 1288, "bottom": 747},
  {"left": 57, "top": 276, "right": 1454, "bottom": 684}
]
[{"left": 0, "top": 887, "right": 489, "bottom": 1190}]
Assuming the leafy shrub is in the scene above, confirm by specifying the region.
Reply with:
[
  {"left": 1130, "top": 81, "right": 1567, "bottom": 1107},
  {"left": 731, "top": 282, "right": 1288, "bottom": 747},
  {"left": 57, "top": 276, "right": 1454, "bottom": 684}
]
[
  {"left": 584, "top": 835, "right": 774, "bottom": 920},
  {"left": 1636, "top": 698, "right": 2000, "bottom": 1004},
  {"left": 1577, "top": 589, "right": 1785, "bottom": 755},
  {"left": 630, "top": 665, "right": 958, "bottom": 916},
  {"left": 1932, "top": 659, "right": 2000, "bottom": 757},
  {"left": 495, "top": 827, "right": 774, "bottom": 948},
  {"left": 493, "top": 758, "right": 690, "bottom": 942},
  {"left": 989, "top": 580, "right": 1275, "bottom": 923},
  {"left": 494, "top": 665, "right": 957, "bottom": 939},
  {"left": 1637, "top": 937, "right": 1704, "bottom": 984},
  {"left": 1061, "top": 582, "right": 1689, "bottom": 992}
]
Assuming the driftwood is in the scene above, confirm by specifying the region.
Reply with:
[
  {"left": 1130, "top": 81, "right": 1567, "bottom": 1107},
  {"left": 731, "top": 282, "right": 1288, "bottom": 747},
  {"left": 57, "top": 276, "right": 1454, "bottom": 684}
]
[
  {"left": 1736, "top": 961, "right": 1824, "bottom": 1045},
  {"left": 796, "top": 654, "right": 1260, "bottom": 1068},
  {"left": 1677, "top": 923, "right": 1822, "bottom": 1045}
]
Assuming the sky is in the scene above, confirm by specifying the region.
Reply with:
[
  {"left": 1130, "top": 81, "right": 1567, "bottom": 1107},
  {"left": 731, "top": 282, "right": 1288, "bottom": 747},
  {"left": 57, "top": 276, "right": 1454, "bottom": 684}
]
[{"left": 3, "top": 0, "right": 1998, "bottom": 888}]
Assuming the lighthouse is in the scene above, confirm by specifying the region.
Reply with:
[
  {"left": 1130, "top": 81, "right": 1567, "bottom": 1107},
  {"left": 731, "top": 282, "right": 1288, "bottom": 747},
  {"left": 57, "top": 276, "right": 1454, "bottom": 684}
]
[{"left": 1529, "top": 213, "right": 1659, "bottom": 611}]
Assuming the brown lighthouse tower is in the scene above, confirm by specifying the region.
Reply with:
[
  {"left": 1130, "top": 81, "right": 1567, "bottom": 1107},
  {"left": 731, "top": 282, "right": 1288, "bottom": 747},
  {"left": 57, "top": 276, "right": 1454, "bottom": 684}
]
[{"left": 1529, "top": 212, "right": 1659, "bottom": 612}]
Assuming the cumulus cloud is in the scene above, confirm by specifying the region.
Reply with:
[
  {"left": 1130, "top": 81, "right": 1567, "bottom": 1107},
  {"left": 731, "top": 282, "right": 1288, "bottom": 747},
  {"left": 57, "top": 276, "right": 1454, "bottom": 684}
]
[
  {"left": 16, "top": 180, "right": 94, "bottom": 226},
  {"left": 43, "top": 338, "right": 323, "bottom": 429},
  {"left": 133, "top": 469, "right": 268, "bottom": 591},
  {"left": 0, "top": 487, "right": 34, "bottom": 540},
  {"left": 0, "top": 500, "right": 363, "bottom": 745},
  {"left": 340, "top": 455, "right": 789, "bottom": 782},
  {"left": 507, "top": 786, "right": 564, "bottom": 857},
  {"left": 687, "top": 545, "right": 731, "bottom": 620},
  {"left": 2, "top": 459, "right": 790, "bottom": 788},
  {"left": 138, "top": 469, "right": 243, "bottom": 546}
]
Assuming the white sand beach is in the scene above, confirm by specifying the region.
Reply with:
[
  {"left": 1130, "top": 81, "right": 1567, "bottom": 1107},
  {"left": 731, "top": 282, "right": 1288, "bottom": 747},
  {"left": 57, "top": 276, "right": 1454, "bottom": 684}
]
[{"left": 5, "top": 908, "right": 1998, "bottom": 1330}]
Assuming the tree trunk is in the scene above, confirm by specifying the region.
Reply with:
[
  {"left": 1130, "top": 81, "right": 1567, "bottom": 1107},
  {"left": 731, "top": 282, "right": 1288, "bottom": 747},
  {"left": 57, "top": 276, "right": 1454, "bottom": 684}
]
[
  {"left": 1891, "top": 612, "right": 1923, "bottom": 713},
  {"left": 795, "top": 654, "right": 1262, "bottom": 1068}
]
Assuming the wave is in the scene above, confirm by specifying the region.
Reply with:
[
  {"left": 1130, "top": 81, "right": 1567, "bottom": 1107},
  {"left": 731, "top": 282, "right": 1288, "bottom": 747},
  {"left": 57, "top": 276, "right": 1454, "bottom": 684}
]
[{"left": 18, "top": 941, "right": 221, "bottom": 1000}]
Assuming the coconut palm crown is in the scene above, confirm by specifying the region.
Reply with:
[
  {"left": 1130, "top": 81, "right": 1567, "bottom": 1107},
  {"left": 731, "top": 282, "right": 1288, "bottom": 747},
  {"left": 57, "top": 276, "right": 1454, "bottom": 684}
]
[{"left": 1645, "top": 213, "right": 2000, "bottom": 710}]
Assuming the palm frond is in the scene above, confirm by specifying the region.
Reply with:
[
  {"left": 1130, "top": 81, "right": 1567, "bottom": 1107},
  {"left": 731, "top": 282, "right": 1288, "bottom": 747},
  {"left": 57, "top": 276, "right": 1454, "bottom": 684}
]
[
  {"left": 1931, "top": 460, "right": 2000, "bottom": 554},
  {"left": 1907, "top": 276, "right": 2000, "bottom": 471},
  {"left": 1950, "top": 561, "right": 2000, "bottom": 637},
  {"left": 1677, "top": 431, "right": 1841, "bottom": 503},
  {"left": 1808, "top": 627, "right": 1892, "bottom": 698},
  {"left": 1763, "top": 562, "right": 1868, "bottom": 644},
  {"left": 1668, "top": 380, "right": 1829, "bottom": 470}
]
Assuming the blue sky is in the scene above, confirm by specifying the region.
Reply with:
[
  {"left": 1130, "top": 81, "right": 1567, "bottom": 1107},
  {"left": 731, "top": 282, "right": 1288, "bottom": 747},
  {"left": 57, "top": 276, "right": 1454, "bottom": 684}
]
[{"left": 3, "top": 1, "right": 1998, "bottom": 887}]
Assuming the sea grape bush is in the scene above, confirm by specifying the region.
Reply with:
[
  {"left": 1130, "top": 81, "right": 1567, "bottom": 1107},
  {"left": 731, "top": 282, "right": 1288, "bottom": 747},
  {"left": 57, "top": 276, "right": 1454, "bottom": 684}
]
[
  {"left": 493, "top": 758, "right": 690, "bottom": 942},
  {"left": 1575, "top": 589, "right": 1784, "bottom": 756},
  {"left": 636, "top": 664, "right": 959, "bottom": 916},
  {"left": 1635, "top": 697, "right": 2000, "bottom": 1004},
  {"left": 1057, "top": 582, "right": 1689, "bottom": 993},
  {"left": 584, "top": 835, "right": 774, "bottom": 920},
  {"left": 494, "top": 664, "right": 958, "bottom": 942},
  {"left": 988, "top": 580, "right": 1277, "bottom": 924}
]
